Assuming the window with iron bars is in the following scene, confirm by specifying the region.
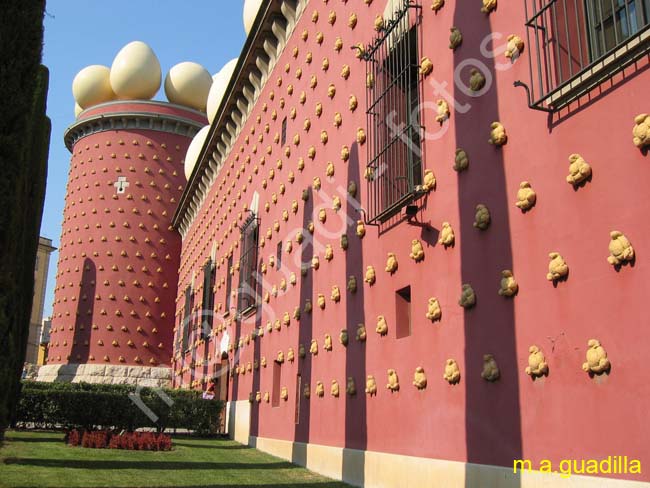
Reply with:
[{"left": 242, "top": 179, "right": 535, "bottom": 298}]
[
  {"left": 363, "top": 0, "right": 423, "bottom": 224},
  {"left": 174, "top": 313, "right": 183, "bottom": 354},
  {"left": 225, "top": 254, "right": 234, "bottom": 313},
  {"left": 516, "top": 0, "right": 650, "bottom": 111},
  {"left": 237, "top": 214, "right": 259, "bottom": 315},
  {"left": 182, "top": 285, "right": 193, "bottom": 352},
  {"left": 201, "top": 259, "right": 216, "bottom": 336}
]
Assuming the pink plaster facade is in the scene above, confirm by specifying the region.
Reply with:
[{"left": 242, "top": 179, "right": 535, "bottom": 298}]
[{"left": 169, "top": 0, "right": 650, "bottom": 483}]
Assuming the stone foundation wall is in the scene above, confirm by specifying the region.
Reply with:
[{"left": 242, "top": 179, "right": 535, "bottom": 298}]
[{"left": 36, "top": 364, "right": 171, "bottom": 388}]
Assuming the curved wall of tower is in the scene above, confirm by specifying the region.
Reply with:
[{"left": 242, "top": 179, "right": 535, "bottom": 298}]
[{"left": 38, "top": 100, "right": 206, "bottom": 386}]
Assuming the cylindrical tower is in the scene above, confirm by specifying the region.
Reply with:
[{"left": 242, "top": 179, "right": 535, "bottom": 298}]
[{"left": 38, "top": 100, "right": 206, "bottom": 386}]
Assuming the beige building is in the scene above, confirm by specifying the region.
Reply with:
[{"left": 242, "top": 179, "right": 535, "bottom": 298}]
[
  {"left": 25, "top": 237, "right": 55, "bottom": 365},
  {"left": 37, "top": 318, "right": 51, "bottom": 366}
]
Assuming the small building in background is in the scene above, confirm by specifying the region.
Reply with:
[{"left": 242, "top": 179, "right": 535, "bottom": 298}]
[
  {"left": 25, "top": 236, "right": 55, "bottom": 365},
  {"left": 36, "top": 317, "right": 51, "bottom": 366}
]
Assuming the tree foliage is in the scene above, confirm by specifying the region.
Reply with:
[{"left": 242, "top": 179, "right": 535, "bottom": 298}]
[{"left": 0, "top": 0, "right": 48, "bottom": 436}]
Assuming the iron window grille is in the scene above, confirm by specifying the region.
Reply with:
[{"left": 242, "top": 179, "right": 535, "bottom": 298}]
[
  {"left": 182, "top": 285, "right": 193, "bottom": 352},
  {"left": 225, "top": 254, "right": 233, "bottom": 313},
  {"left": 362, "top": 0, "right": 424, "bottom": 224},
  {"left": 201, "top": 259, "right": 216, "bottom": 336},
  {"left": 237, "top": 213, "right": 260, "bottom": 315},
  {"left": 516, "top": 0, "right": 650, "bottom": 111},
  {"left": 174, "top": 314, "right": 182, "bottom": 354}
]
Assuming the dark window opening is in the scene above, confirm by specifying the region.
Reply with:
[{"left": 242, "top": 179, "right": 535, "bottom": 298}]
[
  {"left": 395, "top": 285, "right": 412, "bottom": 339},
  {"left": 201, "top": 259, "right": 216, "bottom": 336},
  {"left": 212, "top": 360, "right": 229, "bottom": 402},
  {"left": 364, "top": 3, "right": 423, "bottom": 224},
  {"left": 237, "top": 214, "right": 260, "bottom": 314},
  {"left": 586, "top": 0, "right": 650, "bottom": 59},
  {"left": 272, "top": 361, "right": 282, "bottom": 408},
  {"left": 209, "top": 360, "right": 229, "bottom": 433},
  {"left": 281, "top": 117, "right": 287, "bottom": 146},
  {"left": 225, "top": 254, "right": 233, "bottom": 313},
  {"left": 295, "top": 374, "right": 301, "bottom": 424},
  {"left": 174, "top": 313, "right": 183, "bottom": 354},
  {"left": 182, "top": 285, "right": 194, "bottom": 352}
]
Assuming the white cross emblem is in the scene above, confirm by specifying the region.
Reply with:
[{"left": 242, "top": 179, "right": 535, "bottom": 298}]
[{"left": 113, "top": 176, "right": 129, "bottom": 194}]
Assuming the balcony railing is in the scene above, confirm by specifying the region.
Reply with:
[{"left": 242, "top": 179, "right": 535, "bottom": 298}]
[{"left": 516, "top": 0, "right": 650, "bottom": 111}]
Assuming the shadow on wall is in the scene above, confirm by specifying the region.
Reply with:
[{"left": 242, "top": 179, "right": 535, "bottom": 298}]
[
  {"left": 58, "top": 257, "right": 95, "bottom": 381},
  {"left": 342, "top": 142, "right": 367, "bottom": 486},
  {"left": 292, "top": 186, "right": 314, "bottom": 465},
  {"left": 190, "top": 300, "right": 200, "bottom": 389},
  {"left": 228, "top": 302, "right": 243, "bottom": 438},
  {"left": 227, "top": 381, "right": 238, "bottom": 440},
  {"left": 451, "top": 3, "right": 522, "bottom": 487},
  {"left": 249, "top": 256, "right": 266, "bottom": 438}
]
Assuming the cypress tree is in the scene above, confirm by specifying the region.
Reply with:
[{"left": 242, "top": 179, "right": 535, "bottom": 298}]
[{"left": 0, "top": 0, "right": 48, "bottom": 438}]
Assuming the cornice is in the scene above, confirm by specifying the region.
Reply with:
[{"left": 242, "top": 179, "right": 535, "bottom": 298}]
[
  {"left": 64, "top": 104, "right": 205, "bottom": 152},
  {"left": 172, "top": 0, "right": 307, "bottom": 239}
]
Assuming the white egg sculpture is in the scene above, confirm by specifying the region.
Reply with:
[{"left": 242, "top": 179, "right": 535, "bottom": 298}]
[
  {"left": 164, "top": 62, "right": 213, "bottom": 112},
  {"left": 243, "top": 0, "right": 264, "bottom": 35},
  {"left": 72, "top": 65, "right": 115, "bottom": 109},
  {"left": 184, "top": 125, "right": 211, "bottom": 181},
  {"left": 74, "top": 103, "right": 83, "bottom": 118},
  {"left": 110, "top": 41, "right": 161, "bottom": 100},
  {"left": 206, "top": 58, "right": 238, "bottom": 124}
]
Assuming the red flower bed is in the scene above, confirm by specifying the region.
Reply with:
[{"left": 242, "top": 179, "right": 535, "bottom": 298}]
[
  {"left": 65, "top": 430, "right": 172, "bottom": 451},
  {"left": 109, "top": 431, "right": 172, "bottom": 451},
  {"left": 65, "top": 429, "right": 80, "bottom": 446},
  {"left": 82, "top": 430, "right": 109, "bottom": 449}
]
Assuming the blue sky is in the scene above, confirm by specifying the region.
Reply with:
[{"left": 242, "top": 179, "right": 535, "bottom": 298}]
[{"left": 41, "top": 0, "right": 247, "bottom": 318}]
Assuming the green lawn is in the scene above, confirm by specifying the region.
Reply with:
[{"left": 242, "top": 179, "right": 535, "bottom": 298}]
[{"left": 0, "top": 431, "right": 350, "bottom": 488}]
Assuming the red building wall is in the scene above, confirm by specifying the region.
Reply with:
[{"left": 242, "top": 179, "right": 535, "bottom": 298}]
[
  {"left": 174, "top": 1, "right": 650, "bottom": 482},
  {"left": 48, "top": 101, "right": 205, "bottom": 370}
]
